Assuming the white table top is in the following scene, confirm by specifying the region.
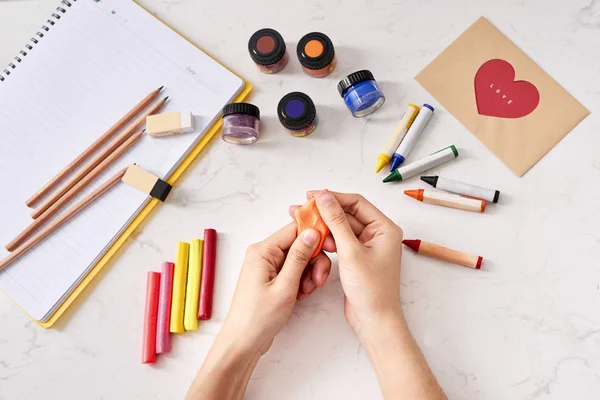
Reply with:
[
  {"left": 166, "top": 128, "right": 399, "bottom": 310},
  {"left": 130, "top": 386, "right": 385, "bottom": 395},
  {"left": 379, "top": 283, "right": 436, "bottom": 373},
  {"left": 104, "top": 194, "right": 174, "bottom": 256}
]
[{"left": 1, "top": 1, "right": 599, "bottom": 399}]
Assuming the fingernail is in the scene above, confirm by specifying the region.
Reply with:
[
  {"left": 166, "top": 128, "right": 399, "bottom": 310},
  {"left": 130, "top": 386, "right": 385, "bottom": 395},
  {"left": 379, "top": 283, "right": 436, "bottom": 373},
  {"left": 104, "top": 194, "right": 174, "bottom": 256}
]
[
  {"left": 302, "top": 229, "right": 319, "bottom": 247},
  {"left": 317, "top": 192, "right": 334, "bottom": 207},
  {"left": 305, "top": 280, "right": 316, "bottom": 293}
]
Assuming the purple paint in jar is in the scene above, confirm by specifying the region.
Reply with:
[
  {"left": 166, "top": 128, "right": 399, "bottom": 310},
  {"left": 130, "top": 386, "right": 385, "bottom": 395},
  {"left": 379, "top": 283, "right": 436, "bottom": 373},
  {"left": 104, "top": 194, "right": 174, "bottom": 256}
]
[
  {"left": 277, "top": 92, "right": 318, "bottom": 137},
  {"left": 221, "top": 103, "right": 260, "bottom": 145}
]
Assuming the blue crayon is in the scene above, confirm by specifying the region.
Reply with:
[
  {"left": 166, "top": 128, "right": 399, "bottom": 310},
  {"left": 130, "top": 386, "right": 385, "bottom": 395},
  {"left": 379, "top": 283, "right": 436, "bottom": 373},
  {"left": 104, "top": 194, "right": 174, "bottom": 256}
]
[{"left": 390, "top": 104, "right": 434, "bottom": 171}]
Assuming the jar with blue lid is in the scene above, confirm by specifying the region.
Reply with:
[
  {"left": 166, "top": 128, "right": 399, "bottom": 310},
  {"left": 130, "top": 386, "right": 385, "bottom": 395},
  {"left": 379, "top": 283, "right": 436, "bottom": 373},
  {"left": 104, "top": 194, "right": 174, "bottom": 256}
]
[{"left": 337, "top": 70, "right": 385, "bottom": 117}]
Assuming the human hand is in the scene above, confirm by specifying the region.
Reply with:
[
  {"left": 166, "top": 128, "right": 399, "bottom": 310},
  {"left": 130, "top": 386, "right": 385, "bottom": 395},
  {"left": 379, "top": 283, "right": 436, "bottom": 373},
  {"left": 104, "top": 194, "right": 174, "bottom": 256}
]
[
  {"left": 290, "top": 191, "right": 404, "bottom": 340},
  {"left": 217, "top": 223, "right": 331, "bottom": 356}
]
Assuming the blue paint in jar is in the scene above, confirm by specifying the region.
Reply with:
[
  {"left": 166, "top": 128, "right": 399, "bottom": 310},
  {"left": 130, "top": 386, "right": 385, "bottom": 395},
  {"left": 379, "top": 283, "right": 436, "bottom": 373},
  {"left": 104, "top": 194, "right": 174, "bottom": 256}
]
[{"left": 337, "top": 70, "right": 385, "bottom": 117}]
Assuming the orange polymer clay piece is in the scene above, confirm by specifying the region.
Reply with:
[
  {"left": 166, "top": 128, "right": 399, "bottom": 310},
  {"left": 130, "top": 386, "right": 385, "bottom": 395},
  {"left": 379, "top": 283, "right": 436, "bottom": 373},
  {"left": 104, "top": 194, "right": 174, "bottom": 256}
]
[{"left": 294, "top": 196, "right": 330, "bottom": 258}]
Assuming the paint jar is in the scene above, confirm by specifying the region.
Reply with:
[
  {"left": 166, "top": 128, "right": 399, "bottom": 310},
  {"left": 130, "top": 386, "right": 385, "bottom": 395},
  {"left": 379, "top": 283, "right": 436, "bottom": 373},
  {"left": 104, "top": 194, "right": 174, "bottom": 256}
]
[
  {"left": 221, "top": 103, "right": 260, "bottom": 144},
  {"left": 248, "top": 28, "right": 288, "bottom": 74},
  {"left": 277, "top": 92, "right": 318, "bottom": 137},
  {"left": 338, "top": 70, "right": 385, "bottom": 117},
  {"left": 296, "top": 32, "right": 336, "bottom": 78}
]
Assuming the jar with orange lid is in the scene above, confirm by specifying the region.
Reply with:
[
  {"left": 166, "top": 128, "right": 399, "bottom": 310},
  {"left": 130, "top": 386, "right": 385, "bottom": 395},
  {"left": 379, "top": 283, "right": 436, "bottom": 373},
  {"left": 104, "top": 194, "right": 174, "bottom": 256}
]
[{"left": 296, "top": 32, "right": 336, "bottom": 78}]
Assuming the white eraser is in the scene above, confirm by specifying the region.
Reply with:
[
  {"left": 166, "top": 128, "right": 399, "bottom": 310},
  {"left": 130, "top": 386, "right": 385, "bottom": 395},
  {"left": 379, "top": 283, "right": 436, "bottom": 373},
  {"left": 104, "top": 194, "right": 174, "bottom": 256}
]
[
  {"left": 146, "top": 111, "right": 194, "bottom": 137},
  {"left": 179, "top": 110, "right": 194, "bottom": 133}
]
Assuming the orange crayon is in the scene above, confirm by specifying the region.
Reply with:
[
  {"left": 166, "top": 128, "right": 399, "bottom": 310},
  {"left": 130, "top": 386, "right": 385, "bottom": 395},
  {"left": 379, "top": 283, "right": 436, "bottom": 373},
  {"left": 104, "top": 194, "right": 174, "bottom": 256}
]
[
  {"left": 404, "top": 189, "right": 485, "bottom": 213},
  {"left": 402, "top": 239, "right": 482, "bottom": 269}
]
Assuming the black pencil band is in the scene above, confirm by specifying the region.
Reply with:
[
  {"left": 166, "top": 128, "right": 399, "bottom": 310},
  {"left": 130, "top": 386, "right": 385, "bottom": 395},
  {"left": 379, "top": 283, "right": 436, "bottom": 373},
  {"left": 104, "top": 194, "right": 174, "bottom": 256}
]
[{"left": 150, "top": 180, "right": 172, "bottom": 202}]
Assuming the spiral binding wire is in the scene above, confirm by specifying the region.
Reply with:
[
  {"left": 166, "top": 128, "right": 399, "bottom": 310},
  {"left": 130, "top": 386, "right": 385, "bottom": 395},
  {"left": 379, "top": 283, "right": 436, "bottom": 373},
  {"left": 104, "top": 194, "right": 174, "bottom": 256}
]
[{"left": 0, "top": 0, "right": 76, "bottom": 82}]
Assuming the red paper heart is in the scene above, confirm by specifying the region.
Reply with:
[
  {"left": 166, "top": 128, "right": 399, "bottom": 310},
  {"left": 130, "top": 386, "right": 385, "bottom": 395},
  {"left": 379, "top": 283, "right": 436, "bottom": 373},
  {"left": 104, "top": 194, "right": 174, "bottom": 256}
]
[{"left": 474, "top": 59, "right": 540, "bottom": 118}]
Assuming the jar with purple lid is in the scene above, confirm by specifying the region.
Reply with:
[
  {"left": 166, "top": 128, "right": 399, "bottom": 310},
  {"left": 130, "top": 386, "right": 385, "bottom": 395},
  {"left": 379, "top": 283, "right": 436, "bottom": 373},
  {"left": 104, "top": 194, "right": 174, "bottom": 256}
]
[{"left": 221, "top": 103, "right": 260, "bottom": 145}]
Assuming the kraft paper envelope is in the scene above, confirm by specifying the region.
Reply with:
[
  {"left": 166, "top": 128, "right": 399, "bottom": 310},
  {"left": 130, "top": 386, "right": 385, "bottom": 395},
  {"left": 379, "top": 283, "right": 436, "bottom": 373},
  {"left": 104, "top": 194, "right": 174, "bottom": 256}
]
[{"left": 416, "top": 17, "right": 589, "bottom": 176}]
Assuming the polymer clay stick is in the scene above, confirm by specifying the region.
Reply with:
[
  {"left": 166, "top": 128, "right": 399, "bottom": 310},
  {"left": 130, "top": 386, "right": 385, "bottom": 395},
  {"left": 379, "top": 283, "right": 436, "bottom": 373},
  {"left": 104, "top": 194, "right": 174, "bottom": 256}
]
[
  {"left": 294, "top": 196, "right": 330, "bottom": 258},
  {"left": 184, "top": 239, "right": 203, "bottom": 331},
  {"left": 156, "top": 261, "right": 174, "bottom": 354},
  {"left": 122, "top": 164, "right": 172, "bottom": 201},
  {"left": 170, "top": 242, "right": 189, "bottom": 333},
  {"left": 142, "top": 271, "right": 161, "bottom": 364},
  {"left": 198, "top": 229, "right": 217, "bottom": 320}
]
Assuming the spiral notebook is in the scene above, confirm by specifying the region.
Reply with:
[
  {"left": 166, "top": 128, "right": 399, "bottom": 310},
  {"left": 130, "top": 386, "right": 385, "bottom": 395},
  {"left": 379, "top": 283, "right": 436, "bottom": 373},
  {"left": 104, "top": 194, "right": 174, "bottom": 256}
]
[{"left": 0, "top": 0, "right": 250, "bottom": 326}]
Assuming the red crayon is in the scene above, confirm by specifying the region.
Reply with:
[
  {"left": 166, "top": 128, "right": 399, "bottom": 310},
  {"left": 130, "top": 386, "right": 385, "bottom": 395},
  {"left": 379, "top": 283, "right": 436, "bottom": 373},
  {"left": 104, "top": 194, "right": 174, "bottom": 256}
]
[
  {"left": 142, "top": 271, "right": 161, "bottom": 364},
  {"left": 198, "top": 229, "right": 217, "bottom": 320},
  {"left": 402, "top": 239, "right": 483, "bottom": 269}
]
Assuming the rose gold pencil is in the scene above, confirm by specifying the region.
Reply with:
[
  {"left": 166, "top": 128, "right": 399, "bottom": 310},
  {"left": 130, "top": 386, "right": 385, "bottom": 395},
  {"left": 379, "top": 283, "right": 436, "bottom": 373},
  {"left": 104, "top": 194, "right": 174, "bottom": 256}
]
[
  {"left": 0, "top": 168, "right": 127, "bottom": 271},
  {"left": 25, "top": 86, "right": 163, "bottom": 207},
  {"left": 5, "top": 130, "right": 144, "bottom": 251},
  {"left": 30, "top": 96, "right": 168, "bottom": 219}
]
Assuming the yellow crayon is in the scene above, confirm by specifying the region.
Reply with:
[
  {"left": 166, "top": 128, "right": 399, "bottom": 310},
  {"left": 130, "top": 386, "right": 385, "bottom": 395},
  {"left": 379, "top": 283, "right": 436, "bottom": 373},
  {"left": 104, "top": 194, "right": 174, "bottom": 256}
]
[
  {"left": 376, "top": 103, "right": 420, "bottom": 173},
  {"left": 170, "top": 241, "right": 189, "bottom": 333},
  {"left": 184, "top": 239, "right": 203, "bottom": 331}
]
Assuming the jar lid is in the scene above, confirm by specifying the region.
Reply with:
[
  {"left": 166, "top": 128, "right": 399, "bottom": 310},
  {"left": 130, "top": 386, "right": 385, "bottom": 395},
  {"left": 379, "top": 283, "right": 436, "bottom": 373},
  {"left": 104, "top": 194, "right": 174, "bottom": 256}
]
[
  {"left": 223, "top": 103, "right": 260, "bottom": 120},
  {"left": 248, "top": 28, "right": 287, "bottom": 66},
  {"left": 337, "top": 70, "right": 376, "bottom": 96},
  {"left": 296, "top": 32, "right": 335, "bottom": 70},
  {"left": 277, "top": 92, "right": 317, "bottom": 131}
]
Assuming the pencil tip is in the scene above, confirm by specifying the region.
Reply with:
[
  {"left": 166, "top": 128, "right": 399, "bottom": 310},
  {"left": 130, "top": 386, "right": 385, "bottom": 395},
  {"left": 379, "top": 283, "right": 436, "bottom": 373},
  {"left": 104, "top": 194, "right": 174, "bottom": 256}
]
[
  {"left": 164, "top": 96, "right": 169, "bottom": 102},
  {"left": 142, "top": 129, "right": 146, "bottom": 133},
  {"left": 158, "top": 85, "right": 164, "bottom": 91}
]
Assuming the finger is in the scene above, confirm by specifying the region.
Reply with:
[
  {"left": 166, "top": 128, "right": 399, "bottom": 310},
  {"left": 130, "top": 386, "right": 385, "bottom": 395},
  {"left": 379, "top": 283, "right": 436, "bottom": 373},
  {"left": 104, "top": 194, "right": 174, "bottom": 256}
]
[
  {"left": 307, "top": 190, "right": 389, "bottom": 227},
  {"left": 288, "top": 205, "right": 300, "bottom": 221},
  {"left": 262, "top": 222, "right": 298, "bottom": 252},
  {"left": 311, "top": 253, "right": 331, "bottom": 287},
  {"left": 290, "top": 204, "right": 365, "bottom": 236},
  {"left": 277, "top": 228, "right": 320, "bottom": 289},
  {"left": 322, "top": 234, "right": 336, "bottom": 252},
  {"left": 343, "top": 213, "right": 365, "bottom": 236},
  {"left": 298, "top": 286, "right": 316, "bottom": 301},
  {"left": 314, "top": 191, "right": 359, "bottom": 250},
  {"left": 299, "top": 264, "right": 315, "bottom": 295}
]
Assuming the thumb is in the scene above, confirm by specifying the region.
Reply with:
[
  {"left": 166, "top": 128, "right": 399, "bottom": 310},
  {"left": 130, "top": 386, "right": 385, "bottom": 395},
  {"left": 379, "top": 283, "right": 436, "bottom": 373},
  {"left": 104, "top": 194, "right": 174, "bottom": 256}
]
[
  {"left": 277, "top": 228, "right": 320, "bottom": 289},
  {"left": 315, "top": 191, "right": 359, "bottom": 251}
]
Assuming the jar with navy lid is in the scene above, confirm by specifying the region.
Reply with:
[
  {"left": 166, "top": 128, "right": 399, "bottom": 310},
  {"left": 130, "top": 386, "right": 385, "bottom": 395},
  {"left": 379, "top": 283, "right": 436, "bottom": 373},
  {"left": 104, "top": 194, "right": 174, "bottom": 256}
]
[
  {"left": 222, "top": 103, "right": 260, "bottom": 144},
  {"left": 338, "top": 70, "right": 385, "bottom": 117},
  {"left": 277, "top": 92, "right": 318, "bottom": 137}
]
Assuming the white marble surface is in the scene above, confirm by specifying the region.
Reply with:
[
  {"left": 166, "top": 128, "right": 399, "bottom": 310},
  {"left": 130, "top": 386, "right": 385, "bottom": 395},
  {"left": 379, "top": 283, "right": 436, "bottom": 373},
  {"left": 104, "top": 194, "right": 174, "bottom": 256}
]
[{"left": 1, "top": 0, "right": 599, "bottom": 399}]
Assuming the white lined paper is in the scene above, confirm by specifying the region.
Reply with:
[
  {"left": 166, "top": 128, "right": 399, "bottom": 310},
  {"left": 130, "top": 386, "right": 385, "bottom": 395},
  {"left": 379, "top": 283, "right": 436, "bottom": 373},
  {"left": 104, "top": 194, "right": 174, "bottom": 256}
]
[{"left": 0, "top": 0, "right": 243, "bottom": 321}]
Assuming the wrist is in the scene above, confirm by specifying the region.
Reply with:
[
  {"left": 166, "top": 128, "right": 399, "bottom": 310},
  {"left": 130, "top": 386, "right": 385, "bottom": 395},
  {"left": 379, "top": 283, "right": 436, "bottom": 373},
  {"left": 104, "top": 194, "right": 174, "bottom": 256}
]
[
  {"left": 357, "top": 308, "right": 408, "bottom": 348},
  {"left": 213, "top": 324, "right": 264, "bottom": 362},
  {"left": 187, "top": 331, "right": 261, "bottom": 400}
]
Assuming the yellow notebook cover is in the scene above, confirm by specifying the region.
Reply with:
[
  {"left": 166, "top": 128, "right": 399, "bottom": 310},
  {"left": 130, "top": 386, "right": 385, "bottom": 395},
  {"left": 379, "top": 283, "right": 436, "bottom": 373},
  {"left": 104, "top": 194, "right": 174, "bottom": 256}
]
[{"left": 36, "top": 4, "right": 252, "bottom": 328}]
